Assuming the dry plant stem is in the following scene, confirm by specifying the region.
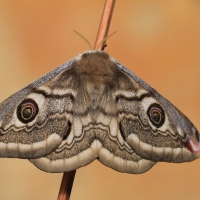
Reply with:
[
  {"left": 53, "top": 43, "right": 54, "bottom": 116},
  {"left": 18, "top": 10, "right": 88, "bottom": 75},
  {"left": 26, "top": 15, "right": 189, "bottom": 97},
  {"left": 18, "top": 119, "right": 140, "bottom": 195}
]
[
  {"left": 94, "top": 0, "right": 116, "bottom": 50},
  {"left": 57, "top": 170, "right": 76, "bottom": 200},
  {"left": 57, "top": 0, "right": 116, "bottom": 199}
]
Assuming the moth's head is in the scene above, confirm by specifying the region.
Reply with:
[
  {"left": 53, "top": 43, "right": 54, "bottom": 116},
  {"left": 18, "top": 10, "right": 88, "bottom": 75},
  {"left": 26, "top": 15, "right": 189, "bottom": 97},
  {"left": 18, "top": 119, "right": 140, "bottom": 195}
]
[{"left": 75, "top": 51, "right": 116, "bottom": 86}]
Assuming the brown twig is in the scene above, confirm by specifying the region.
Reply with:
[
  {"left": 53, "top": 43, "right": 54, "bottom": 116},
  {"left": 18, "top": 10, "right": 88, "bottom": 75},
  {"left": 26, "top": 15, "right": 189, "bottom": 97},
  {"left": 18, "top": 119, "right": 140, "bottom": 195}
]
[
  {"left": 57, "top": 170, "right": 76, "bottom": 200},
  {"left": 57, "top": 0, "right": 116, "bottom": 199},
  {"left": 94, "top": 0, "right": 116, "bottom": 50}
]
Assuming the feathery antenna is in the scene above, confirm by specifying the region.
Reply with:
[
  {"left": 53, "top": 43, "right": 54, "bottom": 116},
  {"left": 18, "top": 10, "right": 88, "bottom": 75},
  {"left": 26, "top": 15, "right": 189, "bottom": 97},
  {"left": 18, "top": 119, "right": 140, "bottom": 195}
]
[{"left": 73, "top": 30, "right": 92, "bottom": 50}]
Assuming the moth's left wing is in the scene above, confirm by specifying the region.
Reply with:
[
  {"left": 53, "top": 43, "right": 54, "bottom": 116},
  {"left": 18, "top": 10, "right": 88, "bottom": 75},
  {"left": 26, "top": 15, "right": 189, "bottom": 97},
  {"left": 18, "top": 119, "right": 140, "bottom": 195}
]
[{"left": 115, "top": 61, "right": 200, "bottom": 163}]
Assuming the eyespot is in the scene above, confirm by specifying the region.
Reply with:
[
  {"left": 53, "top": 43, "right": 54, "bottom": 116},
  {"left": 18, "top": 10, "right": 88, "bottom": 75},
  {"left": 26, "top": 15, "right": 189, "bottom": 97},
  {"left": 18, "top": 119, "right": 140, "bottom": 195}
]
[
  {"left": 17, "top": 99, "right": 39, "bottom": 124},
  {"left": 147, "top": 103, "right": 165, "bottom": 128}
]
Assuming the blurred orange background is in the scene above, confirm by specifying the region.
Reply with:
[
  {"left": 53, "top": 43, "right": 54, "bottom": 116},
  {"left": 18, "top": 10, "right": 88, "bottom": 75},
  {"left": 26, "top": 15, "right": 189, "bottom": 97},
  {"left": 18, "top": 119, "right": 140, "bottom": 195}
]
[{"left": 0, "top": 0, "right": 200, "bottom": 199}]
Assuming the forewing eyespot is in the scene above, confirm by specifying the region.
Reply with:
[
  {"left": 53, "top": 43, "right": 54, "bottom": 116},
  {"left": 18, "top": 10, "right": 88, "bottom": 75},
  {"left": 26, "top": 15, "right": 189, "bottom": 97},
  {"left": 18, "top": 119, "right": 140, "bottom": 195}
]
[
  {"left": 147, "top": 103, "right": 165, "bottom": 128},
  {"left": 17, "top": 99, "right": 39, "bottom": 124}
]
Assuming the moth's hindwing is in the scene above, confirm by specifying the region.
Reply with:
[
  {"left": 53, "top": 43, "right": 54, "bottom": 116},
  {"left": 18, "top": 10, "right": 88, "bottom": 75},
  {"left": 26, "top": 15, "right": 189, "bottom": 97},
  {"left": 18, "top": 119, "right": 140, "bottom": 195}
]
[{"left": 0, "top": 51, "right": 199, "bottom": 174}]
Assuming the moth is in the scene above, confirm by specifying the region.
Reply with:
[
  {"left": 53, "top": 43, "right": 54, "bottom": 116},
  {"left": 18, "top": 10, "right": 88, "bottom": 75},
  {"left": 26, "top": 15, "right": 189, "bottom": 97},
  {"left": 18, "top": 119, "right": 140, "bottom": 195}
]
[{"left": 0, "top": 50, "right": 200, "bottom": 174}]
